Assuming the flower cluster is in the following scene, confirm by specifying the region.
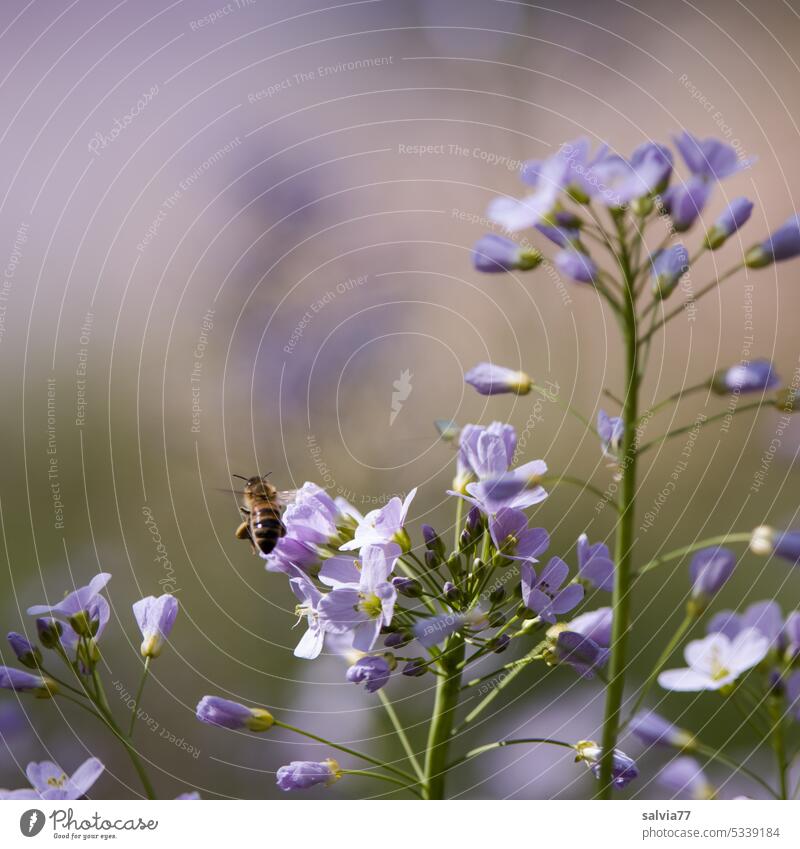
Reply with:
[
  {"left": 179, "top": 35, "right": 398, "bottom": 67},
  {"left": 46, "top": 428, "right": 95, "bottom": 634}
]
[{"left": 1, "top": 574, "right": 189, "bottom": 800}]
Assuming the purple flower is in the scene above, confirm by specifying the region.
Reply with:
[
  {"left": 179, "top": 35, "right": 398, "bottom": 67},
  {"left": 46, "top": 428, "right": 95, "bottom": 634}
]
[
  {"left": 658, "top": 629, "right": 769, "bottom": 691},
  {"left": 276, "top": 758, "right": 341, "bottom": 791},
  {"left": 745, "top": 214, "right": 800, "bottom": 267},
  {"left": 649, "top": 244, "right": 689, "bottom": 299},
  {"left": 783, "top": 611, "right": 800, "bottom": 660},
  {"left": 629, "top": 710, "right": 694, "bottom": 749},
  {"left": 674, "top": 132, "right": 752, "bottom": 181},
  {"left": 7, "top": 633, "right": 41, "bottom": 668},
  {"left": 708, "top": 600, "right": 784, "bottom": 647},
  {"left": 472, "top": 235, "right": 541, "bottom": 273},
  {"left": 263, "top": 483, "right": 361, "bottom": 572},
  {"left": 132, "top": 594, "right": 178, "bottom": 658},
  {"left": 577, "top": 533, "right": 614, "bottom": 592},
  {"left": 289, "top": 572, "right": 325, "bottom": 659},
  {"left": 318, "top": 544, "right": 398, "bottom": 651},
  {"left": 658, "top": 756, "right": 714, "bottom": 799},
  {"left": 554, "top": 248, "right": 597, "bottom": 283},
  {"left": 592, "top": 142, "right": 673, "bottom": 205},
  {"left": 0, "top": 667, "right": 57, "bottom": 698},
  {"left": 535, "top": 222, "right": 579, "bottom": 247},
  {"left": 413, "top": 609, "right": 487, "bottom": 649},
  {"left": 27, "top": 573, "right": 111, "bottom": 639},
  {"left": 465, "top": 363, "right": 532, "bottom": 396},
  {"left": 568, "top": 607, "right": 612, "bottom": 646},
  {"left": 597, "top": 410, "right": 624, "bottom": 462},
  {"left": 340, "top": 491, "right": 416, "bottom": 552},
  {"left": 751, "top": 526, "right": 800, "bottom": 565},
  {"left": 553, "top": 630, "right": 609, "bottom": 678},
  {"left": 786, "top": 671, "right": 800, "bottom": 720},
  {"left": 489, "top": 141, "right": 588, "bottom": 231},
  {"left": 706, "top": 197, "right": 754, "bottom": 248},
  {"left": 176, "top": 791, "right": 200, "bottom": 799},
  {"left": 195, "top": 696, "right": 274, "bottom": 732},
  {"left": 0, "top": 757, "right": 104, "bottom": 800},
  {"left": 449, "top": 422, "right": 548, "bottom": 514},
  {"left": 575, "top": 741, "right": 638, "bottom": 788},
  {"left": 346, "top": 655, "right": 391, "bottom": 692},
  {"left": 665, "top": 132, "right": 752, "bottom": 230},
  {"left": 689, "top": 547, "right": 735, "bottom": 605},
  {"left": 489, "top": 508, "right": 549, "bottom": 561},
  {"left": 662, "top": 178, "right": 711, "bottom": 231},
  {"left": 521, "top": 558, "right": 584, "bottom": 624},
  {"left": 714, "top": 360, "right": 780, "bottom": 394}
]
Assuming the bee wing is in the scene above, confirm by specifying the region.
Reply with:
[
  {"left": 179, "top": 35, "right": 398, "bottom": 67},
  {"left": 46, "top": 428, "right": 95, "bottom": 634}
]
[{"left": 276, "top": 489, "right": 299, "bottom": 506}]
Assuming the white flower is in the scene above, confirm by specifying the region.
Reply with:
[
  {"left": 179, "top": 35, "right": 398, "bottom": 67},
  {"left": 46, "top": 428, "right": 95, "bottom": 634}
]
[{"left": 657, "top": 629, "right": 769, "bottom": 692}]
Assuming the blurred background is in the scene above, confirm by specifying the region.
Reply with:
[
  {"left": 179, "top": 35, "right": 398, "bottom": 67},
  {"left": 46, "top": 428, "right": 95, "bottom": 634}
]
[{"left": 1, "top": 0, "right": 799, "bottom": 799}]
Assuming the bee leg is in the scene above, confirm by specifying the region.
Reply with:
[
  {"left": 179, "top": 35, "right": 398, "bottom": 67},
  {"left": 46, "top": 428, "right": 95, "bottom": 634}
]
[{"left": 235, "top": 521, "right": 251, "bottom": 540}]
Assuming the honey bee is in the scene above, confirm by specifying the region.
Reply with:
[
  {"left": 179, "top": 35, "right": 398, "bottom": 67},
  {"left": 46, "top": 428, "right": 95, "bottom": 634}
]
[{"left": 233, "top": 474, "right": 296, "bottom": 556}]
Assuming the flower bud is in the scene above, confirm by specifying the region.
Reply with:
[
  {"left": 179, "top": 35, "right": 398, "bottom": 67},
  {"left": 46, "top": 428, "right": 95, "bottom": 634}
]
[
  {"left": 424, "top": 550, "right": 442, "bottom": 571},
  {"left": 649, "top": 244, "right": 689, "bottom": 300},
  {"left": 465, "top": 363, "right": 533, "bottom": 397},
  {"left": 68, "top": 611, "right": 95, "bottom": 638},
  {"left": 629, "top": 710, "right": 695, "bottom": 750},
  {"left": 488, "top": 586, "right": 506, "bottom": 605},
  {"left": 687, "top": 547, "right": 735, "bottom": 616},
  {"left": 446, "top": 551, "right": 463, "bottom": 578},
  {"left": 704, "top": 197, "right": 753, "bottom": 249},
  {"left": 554, "top": 248, "right": 597, "bottom": 284},
  {"left": 472, "top": 234, "right": 542, "bottom": 273},
  {"left": 712, "top": 360, "right": 779, "bottom": 395},
  {"left": 750, "top": 526, "right": 800, "bottom": 565},
  {"left": 745, "top": 214, "right": 800, "bottom": 268},
  {"left": 488, "top": 612, "right": 506, "bottom": 629},
  {"left": 0, "top": 667, "right": 58, "bottom": 698},
  {"left": 574, "top": 740, "right": 638, "bottom": 788},
  {"left": 391, "top": 576, "right": 423, "bottom": 598},
  {"left": 489, "top": 634, "right": 511, "bottom": 653},
  {"left": 384, "top": 631, "right": 412, "bottom": 649},
  {"left": 402, "top": 658, "right": 428, "bottom": 677},
  {"left": 7, "top": 633, "right": 42, "bottom": 669},
  {"left": 422, "top": 525, "right": 446, "bottom": 559},
  {"left": 196, "top": 695, "right": 274, "bottom": 732},
  {"left": 443, "top": 581, "right": 462, "bottom": 603},
  {"left": 35, "top": 617, "right": 63, "bottom": 649}
]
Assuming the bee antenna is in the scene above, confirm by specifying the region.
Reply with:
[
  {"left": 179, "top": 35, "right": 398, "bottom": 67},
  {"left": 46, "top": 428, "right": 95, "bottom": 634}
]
[{"left": 232, "top": 474, "right": 248, "bottom": 481}]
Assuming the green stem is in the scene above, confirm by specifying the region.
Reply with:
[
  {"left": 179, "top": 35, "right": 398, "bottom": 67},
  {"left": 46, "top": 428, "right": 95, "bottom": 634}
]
[
  {"left": 128, "top": 656, "right": 150, "bottom": 738},
  {"left": 341, "top": 769, "right": 422, "bottom": 796},
  {"left": 456, "top": 640, "right": 547, "bottom": 730},
  {"left": 768, "top": 697, "right": 789, "bottom": 799},
  {"left": 638, "top": 402, "right": 765, "bottom": 454},
  {"left": 636, "top": 533, "right": 753, "bottom": 577},
  {"left": 640, "top": 381, "right": 711, "bottom": 421},
  {"left": 273, "top": 720, "right": 418, "bottom": 785},
  {"left": 448, "top": 737, "right": 574, "bottom": 769},
  {"left": 598, "top": 215, "right": 640, "bottom": 798},
  {"left": 454, "top": 496, "right": 464, "bottom": 552},
  {"left": 693, "top": 742, "right": 778, "bottom": 799},
  {"left": 623, "top": 613, "right": 695, "bottom": 726},
  {"left": 377, "top": 690, "right": 424, "bottom": 781},
  {"left": 540, "top": 474, "right": 620, "bottom": 509},
  {"left": 423, "top": 633, "right": 465, "bottom": 799},
  {"left": 640, "top": 264, "right": 743, "bottom": 343},
  {"left": 91, "top": 667, "right": 157, "bottom": 800},
  {"left": 530, "top": 384, "right": 592, "bottom": 429}
]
